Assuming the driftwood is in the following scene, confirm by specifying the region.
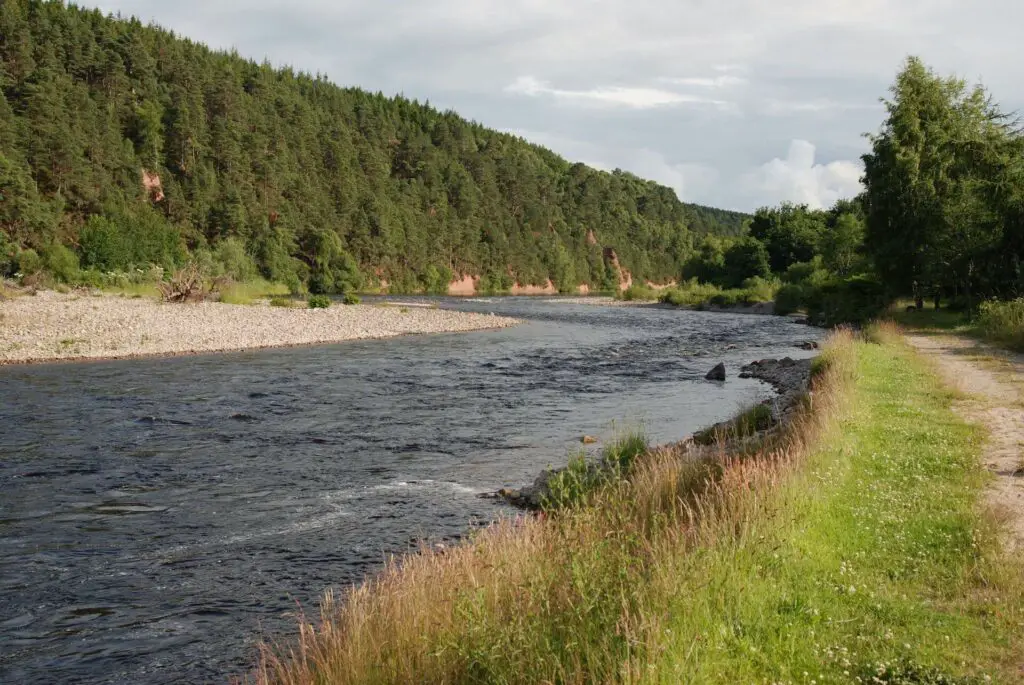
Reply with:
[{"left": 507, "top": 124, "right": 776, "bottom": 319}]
[{"left": 157, "top": 263, "right": 224, "bottom": 303}]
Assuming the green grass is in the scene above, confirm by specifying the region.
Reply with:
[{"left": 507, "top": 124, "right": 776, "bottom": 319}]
[
  {"left": 890, "top": 301, "right": 974, "bottom": 333},
  {"left": 618, "top": 284, "right": 659, "bottom": 301},
  {"left": 218, "top": 279, "right": 290, "bottom": 305},
  {"left": 650, "top": 333, "right": 1022, "bottom": 683},
  {"left": 889, "top": 299, "right": 1024, "bottom": 353},
  {"left": 659, "top": 278, "right": 778, "bottom": 309},
  {"left": 692, "top": 401, "right": 775, "bottom": 446},
  {"left": 258, "top": 334, "right": 1023, "bottom": 684}
]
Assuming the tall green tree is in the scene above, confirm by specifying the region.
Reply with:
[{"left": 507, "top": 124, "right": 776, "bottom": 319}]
[{"left": 862, "top": 56, "right": 1023, "bottom": 303}]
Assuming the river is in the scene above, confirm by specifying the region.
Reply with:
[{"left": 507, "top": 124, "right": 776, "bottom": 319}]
[{"left": 0, "top": 298, "right": 820, "bottom": 683}]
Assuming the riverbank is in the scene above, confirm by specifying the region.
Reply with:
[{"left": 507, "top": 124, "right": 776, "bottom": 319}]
[
  {"left": 0, "top": 290, "right": 519, "bottom": 364},
  {"left": 256, "top": 328, "right": 1023, "bottom": 683}
]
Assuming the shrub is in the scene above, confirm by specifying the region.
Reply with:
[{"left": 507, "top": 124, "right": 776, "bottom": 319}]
[
  {"left": 782, "top": 257, "right": 826, "bottom": 285},
  {"left": 269, "top": 296, "right": 294, "bottom": 307},
  {"left": 215, "top": 237, "right": 259, "bottom": 282},
  {"left": 774, "top": 283, "right": 805, "bottom": 315},
  {"left": 0, "top": 231, "right": 16, "bottom": 277},
  {"left": 977, "top": 298, "right": 1024, "bottom": 351},
  {"left": 308, "top": 294, "right": 331, "bottom": 309},
  {"left": 422, "top": 265, "right": 453, "bottom": 296},
  {"left": 78, "top": 208, "right": 186, "bottom": 272},
  {"left": 17, "top": 248, "right": 42, "bottom": 276},
  {"left": 342, "top": 292, "right": 360, "bottom": 305},
  {"left": 658, "top": 279, "right": 722, "bottom": 307},
  {"left": 41, "top": 242, "right": 80, "bottom": 283},
  {"left": 619, "top": 284, "right": 657, "bottom": 301},
  {"left": 542, "top": 432, "right": 648, "bottom": 512},
  {"left": 739, "top": 276, "right": 779, "bottom": 302},
  {"left": 803, "top": 274, "right": 888, "bottom": 327}
]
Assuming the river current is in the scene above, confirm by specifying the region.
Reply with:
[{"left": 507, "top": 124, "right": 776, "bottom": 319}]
[{"left": 0, "top": 298, "right": 820, "bottom": 683}]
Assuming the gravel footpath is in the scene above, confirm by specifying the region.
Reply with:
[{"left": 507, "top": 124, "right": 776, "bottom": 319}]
[{"left": 0, "top": 291, "right": 520, "bottom": 365}]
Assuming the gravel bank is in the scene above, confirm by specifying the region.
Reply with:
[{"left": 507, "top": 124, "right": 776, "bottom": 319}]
[{"left": 0, "top": 291, "right": 520, "bottom": 365}]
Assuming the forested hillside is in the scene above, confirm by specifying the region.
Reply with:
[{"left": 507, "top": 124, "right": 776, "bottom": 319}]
[{"left": 0, "top": 0, "right": 747, "bottom": 295}]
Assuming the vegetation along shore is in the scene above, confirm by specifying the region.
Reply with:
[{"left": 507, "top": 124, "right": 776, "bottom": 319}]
[{"left": 254, "top": 328, "right": 1024, "bottom": 683}]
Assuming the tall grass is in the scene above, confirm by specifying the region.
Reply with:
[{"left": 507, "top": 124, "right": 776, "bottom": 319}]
[
  {"left": 254, "top": 330, "right": 1023, "bottom": 684},
  {"left": 976, "top": 298, "right": 1024, "bottom": 351},
  {"left": 218, "top": 279, "right": 291, "bottom": 305}
]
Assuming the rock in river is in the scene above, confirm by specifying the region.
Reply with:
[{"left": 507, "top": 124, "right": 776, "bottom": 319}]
[{"left": 705, "top": 362, "right": 726, "bottom": 381}]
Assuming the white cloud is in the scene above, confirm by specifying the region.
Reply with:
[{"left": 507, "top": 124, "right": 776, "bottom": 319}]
[
  {"left": 505, "top": 76, "right": 731, "bottom": 109},
  {"left": 659, "top": 75, "right": 748, "bottom": 89},
  {"left": 744, "top": 140, "right": 863, "bottom": 209},
  {"left": 762, "top": 99, "right": 883, "bottom": 115}
]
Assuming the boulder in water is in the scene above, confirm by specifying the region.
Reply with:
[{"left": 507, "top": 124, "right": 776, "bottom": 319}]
[{"left": 705, "top": 362, "right": 726, "bottom": 381}]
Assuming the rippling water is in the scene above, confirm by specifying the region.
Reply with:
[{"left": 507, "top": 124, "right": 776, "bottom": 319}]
[{"left": 0, "top": 298, "right": 820, "bottom": 683}]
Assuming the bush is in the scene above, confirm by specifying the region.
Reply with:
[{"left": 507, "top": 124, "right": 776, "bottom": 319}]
[
  {"left": 308, "top": 294, "right": 331, "bottom": 309},
  {"left": 782, "top": 257, "right": 826, "bottom": 285},
  {"left": 422, "top": 265, "right": 453, "bottom": 295},
  {"left": 214, "top": 237, "right": 259, "bottom": 282},
  {"left": 739, "top": 276, "right": 779, "bottom": 302},
  {"left": 342, "top": 292, "right": 360, "bottom": 305},
  {"left": 619, "top": 284, "right": 657, "bottom": 301},
  {"left": 269, "top": 296, "right": 294, "bottom": 307},
  {"left": 0, "top": 231, "right": 16, "bottom": 277},
  {"left": 774, "top": 283, "right": 805, "bottom": 315},
  {"left": 78, "top": 208, "right": 186, "bottom": 272},
  {"left": 542, "top": 432, "right": 648, "bottom": 512},
  {"left": 977, "top": 299, "right": 1024, "bottom": 351},
  {"left": 17, "top": 248, "right": 42, "bottom": 276},
  {"left": 803, "top": 275, "right": 888, "bottom": 327},
  {"left": 41, "top": 242, "right": 80, "bottom": 283},
  {"left": 659, "top": 279, "right": 723, "bottom": 307}
]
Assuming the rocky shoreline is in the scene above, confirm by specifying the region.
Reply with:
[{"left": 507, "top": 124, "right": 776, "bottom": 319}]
[
  {"left": 0, "top": 290, "right": 520, "bottom": 365},
  {"left": 492, "top": 354, "right": 816, "bottom": 510}
]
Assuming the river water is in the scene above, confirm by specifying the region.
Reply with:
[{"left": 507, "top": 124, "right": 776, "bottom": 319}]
[{"left": 0, "top": 298, "right": 820, "bottom": 683}]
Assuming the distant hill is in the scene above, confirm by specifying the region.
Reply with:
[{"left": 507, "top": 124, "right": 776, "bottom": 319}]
[{"left": 0, "top": 0, "right": 749, "bottom": 293}]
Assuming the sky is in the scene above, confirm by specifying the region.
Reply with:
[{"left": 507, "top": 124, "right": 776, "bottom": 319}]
[{"left": 88, "top": 1, "right": 1024, "bottom": 212}]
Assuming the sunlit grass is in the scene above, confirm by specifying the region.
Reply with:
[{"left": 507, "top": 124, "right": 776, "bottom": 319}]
[
  {"left": 218, "top": 279, "right": 290, "bottom": 305},
  {"left": 255, "top": 331, "right": 1023, "bottom": 684},
  {"left": 106, "top": 281, "right": 161, "bottom": 299}
]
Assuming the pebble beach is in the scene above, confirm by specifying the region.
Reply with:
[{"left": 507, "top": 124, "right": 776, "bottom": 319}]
[{"left": 0, "top": 290, "right": 519, "bottom": 364}]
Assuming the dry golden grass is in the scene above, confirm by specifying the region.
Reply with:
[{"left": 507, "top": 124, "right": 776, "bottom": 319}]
[{"left": 252, "top": 333, "right": 855, "bottom": 685}]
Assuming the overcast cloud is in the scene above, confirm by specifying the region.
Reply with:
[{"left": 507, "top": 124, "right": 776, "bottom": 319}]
[{"left": 89, "top": 1, "right": 1024, "bottom": 211}]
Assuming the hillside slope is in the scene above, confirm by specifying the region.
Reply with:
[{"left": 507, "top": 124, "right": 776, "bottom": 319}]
[{"left": 0, "top": 0, "right": 747, "bottom": 294}]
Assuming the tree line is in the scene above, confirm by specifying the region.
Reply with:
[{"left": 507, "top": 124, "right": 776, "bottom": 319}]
[
  {"left": 0, "top": 0, "right": 748, "bottom": 295},
  {"left": 670, "top": 56, "right": 1024, "bottom": 325}
]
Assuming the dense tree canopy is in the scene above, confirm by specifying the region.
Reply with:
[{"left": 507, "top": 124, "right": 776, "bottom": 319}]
[
  {"left": 862, "top": 56, "right": 1024, "bottom": 303},
  {"left": 0, "top": 0, "right": 748, "bottom": 293}
]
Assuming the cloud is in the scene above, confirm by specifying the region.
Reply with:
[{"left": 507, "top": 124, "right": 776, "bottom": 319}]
[
  {"left": 505, "top": 76, "right": 731, "bottom": 110},
  {"left": 659, "top": 75, "right": 748, "bottom": 89},
  {"left": 744, "top": 140, "right": 863, "bottom": 209},
  {"left": 762, "top": 99, "right": 883, "bottom": 115}
]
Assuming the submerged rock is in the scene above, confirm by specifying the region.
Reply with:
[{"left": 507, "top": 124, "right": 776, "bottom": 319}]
[{"left": 705, "top": 362, "right": 726, "bottom": 381}]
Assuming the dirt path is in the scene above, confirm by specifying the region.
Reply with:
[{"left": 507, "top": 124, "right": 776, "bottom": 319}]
[{"left": 906, "top": 334, "right": 1024, "bottom": 551}]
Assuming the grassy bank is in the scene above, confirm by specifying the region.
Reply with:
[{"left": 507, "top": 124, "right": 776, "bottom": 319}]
[
  {"left": 617, "top": 278, "right": 778, "bottom": 308},
  {"left": 257, "top": 330, "right": 1022, "bottom": 684},
  {"left": 893, "top": 299, "right": 1024, "bottom": 353}
]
